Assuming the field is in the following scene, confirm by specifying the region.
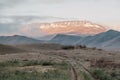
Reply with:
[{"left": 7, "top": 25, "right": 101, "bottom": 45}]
[{"left": 0, "top": 44, "right": 120, "bottom": 80}]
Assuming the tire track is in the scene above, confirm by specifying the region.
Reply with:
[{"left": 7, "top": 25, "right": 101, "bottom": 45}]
[
  {"left": 43, "top": 51, "right": 95, "bottom": 80},
  {"left": 71, "top": 66, "right": 78, "bottom": 80}
]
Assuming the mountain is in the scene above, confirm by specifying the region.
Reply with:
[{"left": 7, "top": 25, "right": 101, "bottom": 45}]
[
  {"left": 40, "top": 21, "right": 107, "bottom": 35},
  {"left": 0, "top": 35, "right": 43, "bottom": 45},
  {"left": 49, "top": 30, "right": 120, "bottom": 50},
  {"left": 49, "top": 34, "right": 82, "bottom": 45},
  {"left": 101, "top": 35, "right": 120, "bottom": 49},
  {"left": 37, "top": 32, "right": 87, "bottom": 40},
  {"left": 38, "top": 34, "right": 56, "bottom": 40},
  {"left": 75, "top": 30, "right": 120, "bottom": 49},
  {"left": 76, "top": 30, "right": 120, "bottom": 46}
]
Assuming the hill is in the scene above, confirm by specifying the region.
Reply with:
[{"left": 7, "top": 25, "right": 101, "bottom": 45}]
[
  {"left": 0, "top": 35, "right": 43, "bottom": 45},
  {"left": 15, "top": 43, "right": 62, "bottom": 51}
]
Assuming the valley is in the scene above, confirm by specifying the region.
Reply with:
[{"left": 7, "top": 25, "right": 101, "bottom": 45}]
[{"left": 0, "top": 43, "right": 120, "bottom": 80}]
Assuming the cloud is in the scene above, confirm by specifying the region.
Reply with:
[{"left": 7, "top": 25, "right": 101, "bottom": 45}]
[
  {"left": 0, "top": 16, "right": 68, "bottom": 37},
  {"left": 0, "top": 0, "right": 23, "bottom": 9},
  {"left": 0, "top": 33, "right": 16, "bottom": 36},
  {"left": 20, "top": 24, "right": 46, "bottom": 37},
  {"left": 111, "top": 27, "right": 120, "bottom": 31},
  {"left": 0, "top": 18, "right": 15, "bottom": 23},
  {"left": 0, "top": 0, "right": 66, "bottom": 10},
  {"left": 0, "top": 15, "right": 120, "bottom": 37}
]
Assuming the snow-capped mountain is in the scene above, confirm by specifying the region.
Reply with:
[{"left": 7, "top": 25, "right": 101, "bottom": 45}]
[{"left": 40, "top": 21, "right": 107, "bottom": 35}]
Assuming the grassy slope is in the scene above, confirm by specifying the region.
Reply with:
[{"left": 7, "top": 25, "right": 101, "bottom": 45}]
[{"left": 15, "top": 43, "right": 62, "bottom": 51}]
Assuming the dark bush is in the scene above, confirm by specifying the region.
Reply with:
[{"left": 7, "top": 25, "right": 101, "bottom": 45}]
[{"left": 61, "top": 46, "right": 74, "bottom": 50}]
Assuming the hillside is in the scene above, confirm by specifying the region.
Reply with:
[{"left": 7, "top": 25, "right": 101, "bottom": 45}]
[
  {"left": 15, "top": 43, "right": 62, "bottom": 51},
  {"left": 0, "top": 44, "right": 25, "bottom": 54},
  {"left": 76, "top": 30, "right": 120, "bottom": 48},
  {"left": 50, "top": 34, "right": 81, "bottom": 45}
]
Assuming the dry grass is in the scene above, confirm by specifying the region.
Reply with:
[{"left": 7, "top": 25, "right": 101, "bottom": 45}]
[
  {"left": 0, "top": 43, "right": 120, "bottom": 80},
  {"left": 0, "top": 60, "right": 72, "bottom": 80}
]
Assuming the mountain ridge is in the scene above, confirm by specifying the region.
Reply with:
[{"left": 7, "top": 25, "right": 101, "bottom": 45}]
[
  {"left": 49, "top": 34, "right": 82, "bottom": 45},
  {"left": 0, "top": 29, "right": 120, "bottom": 50},
  {"left": 49, "top": 29, "right": 120, "bottom": 50}
]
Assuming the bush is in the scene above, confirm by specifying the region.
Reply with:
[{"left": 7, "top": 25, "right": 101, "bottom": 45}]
[
  {"left": 92, "top": 69, "right": 113, "bottom": 80},
  {"left": 75, "top": 45, "right": 87, "bottom": 49},
  {"left": 61, "top": 46, "right": 74, "bottom": 50},
  {"left": 81, "top": 71, "right": 93, "bottom": 80}
]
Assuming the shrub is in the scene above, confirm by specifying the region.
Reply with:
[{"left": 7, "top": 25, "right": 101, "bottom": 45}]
[
  {"left": 92, "top": 69, "right": 113, "bottom": 80},
  {"left": 81, "top": 71, "right": 93, "bottom": 80},
  {"left": 61, "top": 45, "right": 74, "bottom": 50},
  {"left": 75, "top": 45, "right": 87, "bottom": 49}
]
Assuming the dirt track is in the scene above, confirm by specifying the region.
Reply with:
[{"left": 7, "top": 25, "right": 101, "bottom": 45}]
[{"left": 72, "top": 66, "right": 78, "bottom": 80}]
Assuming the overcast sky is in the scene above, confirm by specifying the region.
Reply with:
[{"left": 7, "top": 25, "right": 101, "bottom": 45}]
[{"left": 0, "top": 0, "right": 120, "bottom": 36}]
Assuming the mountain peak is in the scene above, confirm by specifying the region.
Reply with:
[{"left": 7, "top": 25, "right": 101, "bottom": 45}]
[
  {"left": 105, "top": 29, "right": 120, "bottom": 35},
  {"left": 107, "top": 29, "right": 120, "bottom": 33},
  {"left": 13, "top": 35, "right": 23, "bottom": 37}
]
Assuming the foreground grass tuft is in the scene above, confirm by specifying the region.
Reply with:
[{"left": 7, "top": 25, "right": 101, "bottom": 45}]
[
  {"left": 0, "top": 60, "right": 72, "bottom": 80},
  {"left": 81, "top": 68, "right": 119, "bottom": 80}
]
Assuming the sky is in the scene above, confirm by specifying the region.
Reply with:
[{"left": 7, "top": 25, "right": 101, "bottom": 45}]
[{"left": 0, "top": 0, "right": 120, "bottom": 37}]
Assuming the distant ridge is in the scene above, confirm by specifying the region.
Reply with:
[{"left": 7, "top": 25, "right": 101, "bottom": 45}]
[
  {"left": 0, "top": 35, "right": 43, "bottom": 45},
  {"left": 0, "top": 30, "right": 120, "bottom": 50}
]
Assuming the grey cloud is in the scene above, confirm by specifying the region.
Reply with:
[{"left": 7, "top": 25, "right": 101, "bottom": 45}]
[
  {"left": 0, "top": 0, "right": 120, "bottom": 34},
  {"left": 0, "top": 0, "right": 68, "bottom": 9},
  {"left": 0, "top": 0, "right": 24, "bottom": 9},
  {"left": 0, "top": 16, "right": 68, "bottom": 36}
]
